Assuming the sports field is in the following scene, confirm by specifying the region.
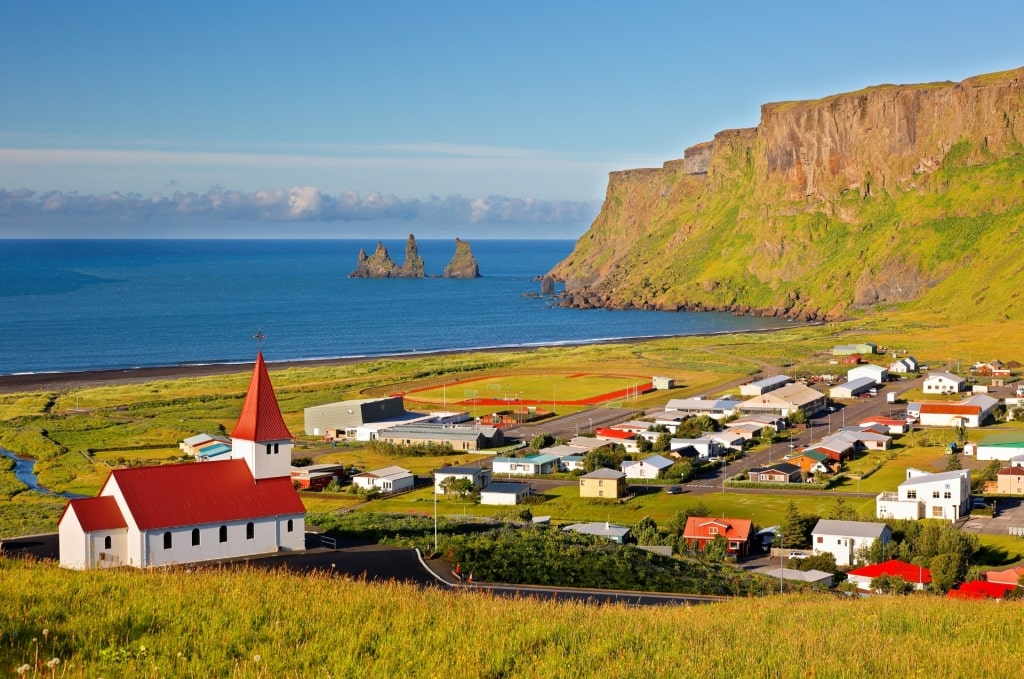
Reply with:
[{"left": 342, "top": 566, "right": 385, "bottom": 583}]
[{"left": 400, "top": 372, "right": 653, "bottom": 408}]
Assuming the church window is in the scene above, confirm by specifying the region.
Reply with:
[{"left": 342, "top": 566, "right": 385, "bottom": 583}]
[
  {"left": 192, "top": 528, "right": 200, "bottom": 546},
  {"left": 287, "top": 519, "right": 293, "bottom": 532},
  {"left": 219, "top": 525, "right": 228, "bottom": 543},
  {"left": 246, "top": 522, "right": 255, "bottom": 540},
  {"left": 163, "top": 532, "right": 172, "bottom": 549},
  {"left": 104, "top": 535, "right": 112, "bottom": 550}
]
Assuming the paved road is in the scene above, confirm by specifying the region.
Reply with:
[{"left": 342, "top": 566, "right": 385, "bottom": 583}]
[{"left": 506, "top": 406, "right": 638, "bottom": 442}]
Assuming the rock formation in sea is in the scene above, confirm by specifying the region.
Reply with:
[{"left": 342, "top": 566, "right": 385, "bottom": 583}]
[
  {"left": 349, "top": 235, "right": 426, "bottom": 278},
  {"left": 442, "top": 238, "right": 481, "bottom": 278}
]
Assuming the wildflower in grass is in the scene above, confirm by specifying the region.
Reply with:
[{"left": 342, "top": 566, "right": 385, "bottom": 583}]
[
  {"left": 42, "top": 628, "right": 49, "bottom": 641},
  {"left": 254, "top": 654, "right": 262, "bottom": 662},
  {"left": 47, "top": 657, "right": 60, "bottom": 669},
  {"left": 17, "top": 665, "right": 30, "bottom": 676}
]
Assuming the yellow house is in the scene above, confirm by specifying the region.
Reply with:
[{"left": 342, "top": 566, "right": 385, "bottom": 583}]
[
  {"left": 579, "top": 468, "right": 627, "bottom": 499},
  {"left": 997, "top": 466, "right": 1024, "bottom": 495}
]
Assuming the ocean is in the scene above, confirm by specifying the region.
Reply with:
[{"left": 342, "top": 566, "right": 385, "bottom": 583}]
[{"left": 0, "top": 239, "right": 785, "bottom": 375}]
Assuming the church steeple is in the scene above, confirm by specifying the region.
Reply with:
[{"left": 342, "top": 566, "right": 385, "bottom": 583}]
[{"left": 230, "top": 350, "right": 292, "bottom": 480}]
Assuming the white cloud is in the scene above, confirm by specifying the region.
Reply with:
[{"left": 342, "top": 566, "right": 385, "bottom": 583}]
[{"left": 0, "top": 186, "right": 600, "bottom": 226}]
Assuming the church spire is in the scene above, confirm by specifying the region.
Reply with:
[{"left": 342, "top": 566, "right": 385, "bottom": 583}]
[{"left": 231, "top": 351, "right": 292, "bottom": 442}]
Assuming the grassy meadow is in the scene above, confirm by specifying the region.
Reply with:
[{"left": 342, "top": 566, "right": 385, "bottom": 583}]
[{"left": 2, "top": 558, "right": 1023, "bottom": 678}]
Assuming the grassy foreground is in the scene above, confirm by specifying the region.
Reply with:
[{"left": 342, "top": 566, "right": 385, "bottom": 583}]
[{"left": 2, "top": 558, "right": 1021, "bottom": 678}]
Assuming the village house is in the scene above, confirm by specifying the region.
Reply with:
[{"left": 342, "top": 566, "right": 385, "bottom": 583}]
[
  {"left": 922, "top": 371, "right": 966, "bottom": 394},
  {"left": 479, "top": 482, "right": 531, "bottom": 506},
  {"left": 858, "top": 416, "right": 909, "bottom": 435},
  {"left": 847, "top": 560, "right": 931, "bottom": 591},
  {"left": 682, "top": 516, "right": 754, "bottom": 559},
  {"left": 593, "top": 427, "right": 641, "bottom": 453},
  {"left": 747, "top": 462, "right": 802, "bottom": 484},
  {"left": 578, "top": 468, "right": 627, "bottom": 499},
  {"left": 433, "top": 465, "right": 491, "bottom": 493},
  {"left": 352, "top": 466, "right": 414, "bottom": 493},
  {"left": 996, "top": 466, "right": 1024, "bottom": 495},
  {"left": 889, "top": 356, "right": 919, "bottom": 374},
  {"left": 810, "top": 520, "right": 891, "bottom": 567},
  {"left": 876, "top": 468, "right": 971, "bottom": 522},
  {"left": 609, "top": 420, "right": 661, "bottom": 442},
  {"left": 784, "top": 449, "right": 836, "bottom": 475},
  {"left": 669, "top": 436, "right": 723, "bottom": 459},
  {"left": 983, "top": 566, "right": 1024, "bottom": 588},
  {"left": 620, "top": 454, "right": 674, "bottom": 480},
  {"left": 753, "top": 566, "right": 834, "bottom": 587},
  {"left": 491, "top": 453, "right": 559, "bottom": 476},
  {"left": 848, "top": 364, "right": 888, "bottom": 385},
  {"left": 289, "top": 463, "right": 346, "bottom": 491},
  {"left": 59, "top": 352, "right": 306, "bottom": 570},
  {"left": 710, "top": 429, "right": 747, "bottom": 451},
  {"left": 947, "top": 580, "right": 1015, "bottom": 600},
  {"left": 563, "top": 522, "right": 631, "bottom": 544},
  {"left": 179, "top": 433, "right": 231, "bottom": 457},
  {"left": 829, "top": 377, "right": 876, "bottom": 399}
]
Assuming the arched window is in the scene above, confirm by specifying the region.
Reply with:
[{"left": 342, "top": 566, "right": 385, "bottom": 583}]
[
  {"left": 192, "top": 528, "right": 200, "bottom": 546},
  {"left": 286, "top": 519, "right": 293, "bottom": 532},
  {"left": 246, "top": 522, "right": 255, "bottom": 540},
  {"left": 163, "top": 531, "right": 172, "bottom": 549},
  {"left": 219, "top": 525, "right": 228, "bottom": 543},
  {"left": 104, "top": 535, "right": 112, "bottom": 550}
]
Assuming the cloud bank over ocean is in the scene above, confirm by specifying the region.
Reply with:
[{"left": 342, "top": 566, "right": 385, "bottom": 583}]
[{"left": 0, "top": 187, "right": 600, "bottom": 237}]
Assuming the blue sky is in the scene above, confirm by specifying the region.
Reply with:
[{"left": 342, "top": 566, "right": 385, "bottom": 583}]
[{"left": 2, "top": 1, "right": 1023, "bottom": 237}]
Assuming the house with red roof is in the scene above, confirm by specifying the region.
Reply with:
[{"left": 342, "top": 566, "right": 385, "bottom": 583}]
[
  {"left": 946, "top": 580, "right": 1015, "bottom": 600},
  {"left": 846, "top": 560, "right": 931, "bottom": 591},
  {"left": 983, "top": 566, "right": 1024, "bottom": 588},
  {"left": 682, "top": 516, "right": 754, "bottom": 559},
  {"left": 59, "top": 352, "right": 306, "bottom": 570}
]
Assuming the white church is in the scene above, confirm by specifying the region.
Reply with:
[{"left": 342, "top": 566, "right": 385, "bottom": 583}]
[{"left": 58, "top": 352, "right": 306, "bottom": 569}]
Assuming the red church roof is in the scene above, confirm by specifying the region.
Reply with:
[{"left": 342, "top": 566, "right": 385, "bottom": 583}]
[
  {"left": 231, "top": 351, "right": 292, "bottom": 442},
  {"left": 849, "top": 559, "right": 932, "bottom": 584},
  {"left": 60, "top": 496, "right": 128, "bottom": 531},
  {"left": 104, "top": 459, "right": 304, "bottom": 530}
]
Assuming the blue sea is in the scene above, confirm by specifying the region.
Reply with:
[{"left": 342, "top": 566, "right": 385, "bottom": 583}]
[{"left": 0, "top": 239, "right": 785, "bottom": 376}]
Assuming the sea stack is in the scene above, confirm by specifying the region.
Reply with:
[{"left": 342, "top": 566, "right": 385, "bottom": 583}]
[
  {"left": 348, "top": 235, "right": 426, "bottom": 278},
  {"left": 443, "top": 238, "right": 481, "bottom": 279}
]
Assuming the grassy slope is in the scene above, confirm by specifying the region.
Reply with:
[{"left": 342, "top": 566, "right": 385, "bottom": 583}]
[
  {"left": 3, "top": 559, "right": 1023, "bottom": 678},
  {"left": 554, "top": 141, "right": 1024, "bottom": 321}
]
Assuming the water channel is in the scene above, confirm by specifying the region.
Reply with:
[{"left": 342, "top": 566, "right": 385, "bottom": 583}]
[{"left": 0, "top": 447, "right": 81, "bottom": 498}]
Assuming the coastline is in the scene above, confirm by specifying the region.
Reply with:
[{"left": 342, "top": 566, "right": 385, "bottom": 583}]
[{"left": 0, "top": 323, "right": 810, "bottom": 394}]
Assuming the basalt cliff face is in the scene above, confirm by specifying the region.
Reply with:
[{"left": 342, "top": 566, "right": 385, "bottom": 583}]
[{"left": 549, "top": 66, "right": 1024, "bottom": 321}]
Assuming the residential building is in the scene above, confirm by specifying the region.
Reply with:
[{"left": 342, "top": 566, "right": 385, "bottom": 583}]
[
  {"left": 491, "top": 453, "right": 559, "bottom": 476},
  {"left": 784, "top": 449, "right": 835, "bottom": 475},
  {"left": 59, "top": 351, "right": 305, "bottom": 570},
  {"left": 737, "top": 382, "right": 828, "bottom": 418},
  {"left": 180, "top": 433, "right": 230, "bottom": 457},
  {"left": 983, "top": 566, "right": 1024, "bottom": 588},
  {"left": 858, "top": 417, "right": 909, "bottom": 435},
  {"left": 922, "top": 372, "right": 966, "bottom": 394},
  {"left": 479, "top": 482, "right": 531, "bottom": 506},
  {"left": 290, "top": 463, "right": 346, "bottom": 490},
  {"left": 669, "top": 436, "right": 722, "bottom": 459},
  {"left": 747, "top": 462, "right": 802, "bottom": 484},
  {"left": 593, "top": 427, "right": 641, "bottom": 453},
  {"left": 829, "top": 377, "right": 876, "bottom": 399},
  {"left": 847, "top": 560, "right": 931, "bottom": 591},
  {"left": 620, "top": 454, "right": 674, "bottom": 480},
  {"left": 578, "top": 468, "right": 627, "bottom": 499},
  {"left": 996, "top": 466, "right": 1024, "bottom": 495},
  {"left": 563, "top": 522, "right": 630, "bottom": 544},
  {"left": 352, "top": 466, "right": 414, "bottom": 493},
  {"left": 753, "top": 567, "right": 833, "bottom": 587},
  {"left": 889, "top": 356, "right": 919, "bottom": 374},
  {"left": 947, "top": 580, "right": 1015, "bottom": 600},
  {"left": 875, "top": 468, "right": 971, "bottom": 522},
  {"left": 682, "top": 516, "right": 754, "bottom": 558},
  {"left": 433, "top": 466, "right": 491, "bottom": 494},
  {"left": 810, "top": 520, "right": 891, "bottom": 567}
]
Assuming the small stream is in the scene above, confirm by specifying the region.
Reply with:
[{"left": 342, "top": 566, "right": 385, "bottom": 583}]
[{"left": 0, "top": 447, "right": 83, "bottom": 498}]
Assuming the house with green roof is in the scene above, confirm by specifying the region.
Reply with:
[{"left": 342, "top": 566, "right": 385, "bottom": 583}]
[{"left": 975, "top": 433, "right": 1024, "bottom": 461}]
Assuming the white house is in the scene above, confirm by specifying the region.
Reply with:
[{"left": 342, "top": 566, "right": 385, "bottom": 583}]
[
  {"left": 829, "top": 377, "right": 876, "bottom": 399},
  {"left": 59, "top": 351, "right": 306, "bottom": 570},
  {"left": 433, "top": 465, "right": 491, "bottom": 493},
  {"left": 491, "top": 454, "right": 559, "bottom": 476},
  {"left": 889, "top": 356, "right": 919, "bottom": 374},
  {"left": 479, "top": 482, "right": 531, "bottom": 505},
  {"left": 352, "top": 466, "right": 414, "bottom": 493},
  {"left": 670, "top": 436, "right": 722, "bottom": 459},
  {"left": 876, "top": 468, "right": 971, "bottom": 522},
  {"left": 810, "top": 519, "right": 892, "bottom": 567},
  {"left": 737, "top": 383, "right": 827, "bottom": 418},
  {"left": 563, "top": 522, "right": 631, "bottom": 544},
  {"left": 923, "top": 372, "right": 966, "bottom": 394},
  {"left": 916, "top": 394, "right": 999, "bottom": 428},
  {"left": 848, "top": 364, "right": 888, "bottom": 385},
  {"left": 620, "top": 454, "right": 675, "bottom": 480}
]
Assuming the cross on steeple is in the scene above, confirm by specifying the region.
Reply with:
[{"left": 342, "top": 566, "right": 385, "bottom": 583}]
[{"left": 254, "top": 329, "right": 266, "bottom": 349}]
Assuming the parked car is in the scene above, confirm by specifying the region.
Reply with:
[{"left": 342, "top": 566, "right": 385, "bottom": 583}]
[
  {"left": 665, "top": 485, "right": 682, "bottom": 495},
  {"left": 971, "top": 498, "right": 988, "bottom": 509}
]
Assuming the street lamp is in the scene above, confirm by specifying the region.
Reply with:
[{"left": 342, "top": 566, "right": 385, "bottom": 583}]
[{"left": 722, "top": 456, "right": 727, "bottom": 493}]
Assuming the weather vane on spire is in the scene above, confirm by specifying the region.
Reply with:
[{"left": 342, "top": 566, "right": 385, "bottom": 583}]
[{"left": 254, "top": 329, "right": 266, "bottom": 349}]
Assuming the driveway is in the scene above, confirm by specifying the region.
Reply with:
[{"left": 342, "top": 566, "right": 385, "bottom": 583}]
[{"left": 960, "top": 498, "right": 1024, "bottom": 536}]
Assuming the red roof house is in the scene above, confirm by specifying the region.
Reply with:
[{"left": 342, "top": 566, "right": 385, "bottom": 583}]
[
  {"left": 946, "top": 580, "right": 1015, "bottom": 600},
  {"left": 847, "top": 560, "right": 932, "bottom": 591},
  {"left": 59, "top": 351, "right": 306, "bottom": 570},
  {"left": 682, "top": 516, "right": 754, "bottom": 558},
  {"left": 983, "top": 566, "right": 1024, "bottom": 588}
]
